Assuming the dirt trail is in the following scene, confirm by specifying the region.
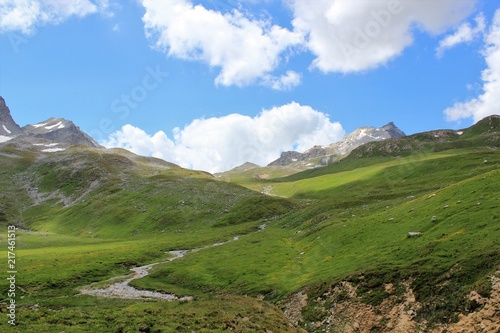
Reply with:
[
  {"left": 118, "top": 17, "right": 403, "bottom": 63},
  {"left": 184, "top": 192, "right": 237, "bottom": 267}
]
[{"left": 79, "top": 237, "right": 240, "bottom": 300}]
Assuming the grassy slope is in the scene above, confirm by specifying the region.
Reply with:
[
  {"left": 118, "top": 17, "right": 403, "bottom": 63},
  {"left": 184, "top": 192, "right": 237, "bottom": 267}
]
[
  {"left": 0, "top": 119, "right": 498, "bottom": 331},
  {"left": 134, "top": 147, "right": 500, "bottom": 327},
  {"left": 0, "top": 145, "right": 301, "bottom": 332}
]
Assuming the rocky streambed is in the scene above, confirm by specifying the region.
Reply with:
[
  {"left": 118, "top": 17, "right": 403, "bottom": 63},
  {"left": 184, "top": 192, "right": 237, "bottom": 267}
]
[
  {"left": 79, "top": 236, "right": 241, "bottom": 301},
  {"left": 79, "top": 250, "right": 192, "bottom": 301}
]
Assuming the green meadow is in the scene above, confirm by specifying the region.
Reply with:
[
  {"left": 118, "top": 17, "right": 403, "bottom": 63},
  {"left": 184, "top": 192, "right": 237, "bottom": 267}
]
[{"left": 0, "top": 118, "right": 499, "bottom": 331}]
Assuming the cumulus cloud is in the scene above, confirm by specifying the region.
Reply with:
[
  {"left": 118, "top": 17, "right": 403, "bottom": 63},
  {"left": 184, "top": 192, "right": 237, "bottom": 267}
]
[
  {"left": 102, "top": 102, "right": 345, "bottom": 173},
  {"left": 0, "top": 0, "right": 111, "bottom": 34},
  {"left": 140, "top": 0, "right": 480, "bottom": 84},
  {"left": 140, "top": 0, "right": 303, "bottom": 87},
  {"left": 436, "top": 13, "right": 486, "bottom": 57},
  {"left": 444, "top": 9, "right": 500, "bottom": 123},
  {"left": 290, "top": 0, "right": 478, "bottom": 73}
]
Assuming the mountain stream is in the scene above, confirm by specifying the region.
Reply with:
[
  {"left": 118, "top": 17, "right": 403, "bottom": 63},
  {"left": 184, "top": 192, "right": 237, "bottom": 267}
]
[{"left": 79, "top": 236, "right": 241, "bottom": 300}]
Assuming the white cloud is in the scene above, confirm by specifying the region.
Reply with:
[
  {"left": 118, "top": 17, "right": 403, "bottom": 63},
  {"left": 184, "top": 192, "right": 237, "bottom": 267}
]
[
  {"left": 140, "top": 0, "right": 303, "bottom": 87},
  {"left": 444, "top": 9, "right": 500, "bottom": 123},
  {"left": 0, "top": 0, "right": 111, "bottom": 34},
  {"left": 2, "top": 0, "right": 484, "bottom": 86},
  {"left": 262, "top": 70, "right": 302, "bottom": 91},
  {"left": 289, "top": 0, "right": 479, "bottom": 73},
  {"left": 436, "top": 13, "right": 486, "bottom": 57},
  {"left": 139, "top": 0, "right": 482, "bottom": 85},
  {"left": 102, "top": 102, "right": 345, "bottom": 173}
]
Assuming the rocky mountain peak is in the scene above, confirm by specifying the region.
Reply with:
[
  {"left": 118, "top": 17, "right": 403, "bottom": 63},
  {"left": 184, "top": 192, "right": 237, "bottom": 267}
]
[
  {"left": 380, "top": 122, "right": 406, "bottom": 138},
  {"left": 0, "top": 97, "right": 102, "bottom": 149},
  {"left": 0, "top": 96, "right": 23, "bottom": 138},
  {"left": 23, "top": 117, "right": 102, "bottom": 148},
  {"left": 268, "top": 122, "right": 406, "bottom": 167}
]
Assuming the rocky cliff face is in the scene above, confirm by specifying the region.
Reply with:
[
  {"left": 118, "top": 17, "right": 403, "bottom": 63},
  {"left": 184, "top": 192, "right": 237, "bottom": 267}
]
[
  {"left": 0, "top": 97, "right": 24, "bottom": 138},
  {"left": 268, "top": 122, "right": 406, "bottom": 167},
  {"left": 268, "top": 151, "right": 307, "bottom": 167}
]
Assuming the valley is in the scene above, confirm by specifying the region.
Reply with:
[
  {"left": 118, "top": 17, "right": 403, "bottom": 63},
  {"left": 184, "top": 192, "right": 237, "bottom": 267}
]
[{"left": 0, "top": 99, "right": 499, "bottom": 332}]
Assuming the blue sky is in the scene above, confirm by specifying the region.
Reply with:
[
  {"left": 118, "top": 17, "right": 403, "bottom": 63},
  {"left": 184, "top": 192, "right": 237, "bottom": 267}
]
[{"left": 0, "top": 0, "right": 499, "bottom": 172}]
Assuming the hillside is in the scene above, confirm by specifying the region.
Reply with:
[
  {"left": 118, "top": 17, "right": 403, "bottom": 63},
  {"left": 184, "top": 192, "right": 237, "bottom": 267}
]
[
  {"left": 0, "top": 113, "right": 499, "bottom": 332},
  {"left": 0, "top": 141, "right": 302, "bottom": 332},
  {"left": 346, "top": 115, "right": 499, "bottom": 160}
]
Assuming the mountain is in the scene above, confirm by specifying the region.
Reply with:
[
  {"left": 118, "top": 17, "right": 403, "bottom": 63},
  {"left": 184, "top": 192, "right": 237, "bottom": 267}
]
[
  {"left": 346, "top": 114, "right": 500, "bottom": 160},
  {"left": 0, "top": 96, "right": 499, "bottom": 332},
  {"left": 0, "top": 97, "right": 101, "bottom": 149},
  {"left": 268, "top": 122, "right": 406, "bottom": 167},
  {"left": 22, "top": 117, "right": 101, "bottom": 148},
  {"left": 0, "top": 96, "right": 23, "bottom": 140},
  {"left": 227, "top": 162, "right": 260, "bottom": 172}
]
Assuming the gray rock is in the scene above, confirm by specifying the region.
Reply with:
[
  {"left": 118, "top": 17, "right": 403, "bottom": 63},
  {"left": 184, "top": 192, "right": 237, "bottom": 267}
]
[
  {"left": 1, "top": 96, "right": 102, "bottom": 149},
  {"left": 22, "top": 117, "right": 102, "bottom": 148},
  {"left": 267, "top": 122, "right": 406, "bottom": 167},
  {"left": 0, "top": 97, "right": 23, "bottom": 137}
]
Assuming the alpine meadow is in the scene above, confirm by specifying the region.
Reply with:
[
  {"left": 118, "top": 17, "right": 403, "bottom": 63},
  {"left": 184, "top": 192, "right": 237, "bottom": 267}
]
[
  {"left": 1, "top": 0, "right": 500, "bottom": 332},
  {"left": 0, "top": 94, "right": 499, "bottom": 331}
]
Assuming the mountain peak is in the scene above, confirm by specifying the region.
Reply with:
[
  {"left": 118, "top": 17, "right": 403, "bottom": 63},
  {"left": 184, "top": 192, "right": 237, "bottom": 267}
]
[
  {"left": 267, "top": 122, "right": 406, "bottom": 167},
  {"left": 380, "top": 122, "right": 406, "bottom": 138},
  {"left": 0, "top": 97, "right": 103, "bottom": 149},
  {"left": 23, "top": 117, "right": 102, "bottom": 148},
  {"left": 25, "top": 117, "right": 73, "bottom": 133},
  {"left": 227, "top": 162, "right": 260, "bottom": 172},
  {"left": 0, "top": 96, "right": 24, "bottom": 139}
]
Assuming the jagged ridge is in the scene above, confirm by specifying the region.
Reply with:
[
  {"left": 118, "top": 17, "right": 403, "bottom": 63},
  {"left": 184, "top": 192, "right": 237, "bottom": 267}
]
[
  {"left": 268, "top": 122, "right": 406, "bottom": 167},
  {"left": 0, "top": 97, "right": 101, "bottom": 149}
]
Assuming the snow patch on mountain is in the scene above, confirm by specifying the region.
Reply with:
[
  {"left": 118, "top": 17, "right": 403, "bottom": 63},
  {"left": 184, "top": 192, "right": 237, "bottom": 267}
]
[
  {"left": 45, "top": 121, "right": 65, "bottom": 130},
  {"left": 0, "top": 135, "right": 12, "bottom": 143},
  {"left": 2, "top": 124, "right": 11, "bottom": 134},
  {"left": 32, "top": 122, "right": 48, "bottom": 128},
  {"left": 41, "top": 147, "right": 66, "bottom": 153}
]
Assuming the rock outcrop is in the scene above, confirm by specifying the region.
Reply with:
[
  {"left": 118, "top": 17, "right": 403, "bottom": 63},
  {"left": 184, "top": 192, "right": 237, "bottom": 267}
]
[
  {"left": 0, "top": 97, "right": 23, "bottom": 137},
  {"left": 268, "top": 122, "right": 406, "bottom": 167}
]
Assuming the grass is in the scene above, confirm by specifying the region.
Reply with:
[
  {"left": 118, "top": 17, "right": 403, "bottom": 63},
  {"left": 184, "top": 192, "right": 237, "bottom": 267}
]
[
  {"left": 0, "top": 296, "right": 303, "bottom": 332},
  {"left": 0, "top": 128, "right": 499, "bottom": 331},
  {"left": 0, "top": 146, "right": 303, "bottom": 331},
  {"left": 131, "top": 148, "right": 500, "bottom": 328}
]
